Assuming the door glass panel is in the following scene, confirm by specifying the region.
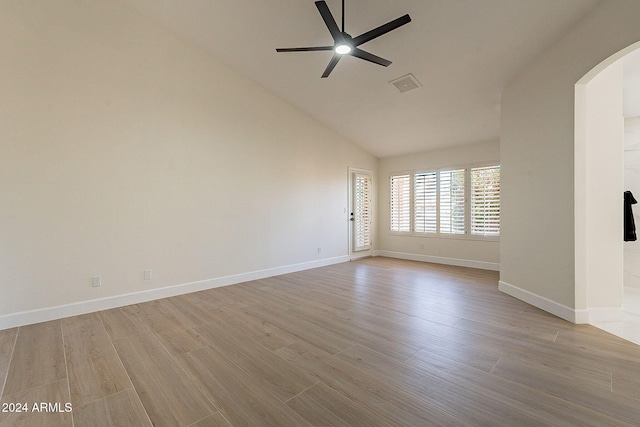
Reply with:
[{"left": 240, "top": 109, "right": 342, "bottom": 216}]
[{"left": 354, "top": 173, "right": 371, "bottom": 252}]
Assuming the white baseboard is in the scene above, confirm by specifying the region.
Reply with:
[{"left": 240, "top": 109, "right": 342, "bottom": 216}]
[
  {"left": 499, "top": 280, "right": 587, "bottom": 324},
  {"left": 587, "top": 307, "right": 625, "bottom": 323},
  {"left": 498, "top": 281, "right": 625, "bottom": 324},
  {"left": 574, "top": 309, "right": 590, "bottom": 324},
  {"left": 0, "top": 256, "right": 349, "bottom": 330},
  {"left": 374, "top": 250, "right": 500, "bottom": 271}
]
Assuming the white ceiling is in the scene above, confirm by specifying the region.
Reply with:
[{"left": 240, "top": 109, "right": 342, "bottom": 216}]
[{"left": 124, "top": 0, "right": 603, "bottom": 158}]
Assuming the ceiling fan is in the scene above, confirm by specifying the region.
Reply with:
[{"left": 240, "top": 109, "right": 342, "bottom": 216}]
[{"left": 276, "top": 0, "right": 411, "bottom": 78}]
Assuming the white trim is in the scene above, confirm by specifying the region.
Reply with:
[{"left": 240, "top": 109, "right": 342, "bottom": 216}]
[
  {"left": 587, "top": 307, "right": 625, "bottom": 323},
  {"left": 374, "top": 250, "right": 499, "bottom": 271},
  {"left": 498, "top": 280, "right": 588, "bottom": 324},
  {"left": 0, "top": 256, "right": 349, "bottom": 330},
  {"left": 574, "top": 309, "right": 590, "bottom": 324}
]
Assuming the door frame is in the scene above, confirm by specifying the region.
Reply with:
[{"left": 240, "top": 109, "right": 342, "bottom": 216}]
[{"left": 348, "top": 167, "right": 374, "bottom": 260}]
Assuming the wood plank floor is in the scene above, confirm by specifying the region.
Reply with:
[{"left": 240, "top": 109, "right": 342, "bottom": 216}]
[{"left": 1, "top": 257, "right": 640, "bottom": 426}]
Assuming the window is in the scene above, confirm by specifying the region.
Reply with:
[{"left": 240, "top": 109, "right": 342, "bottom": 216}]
[
  {"left": 470, "top": 165, "right": 500, "bottom": 237},
  {"left": 414, "top": 172, "right": 437, "bottom": 233},
  {"left": 439, "top": 169, "right": 465, "bottom": 235},
  {"left": 414, "top": 169, "right": 464, "bottom": 235},
  {"left": 390, "top": 174, "right": 411, "bottom": 232},
  {"left": 389, "top": 164, "right": 500, "bottom": 239}
]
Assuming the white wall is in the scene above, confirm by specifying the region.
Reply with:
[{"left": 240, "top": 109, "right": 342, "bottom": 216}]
[
  {"left": 0, "top": 0, "right": 377, "bottom": 327},
  {"left": 577, "top": 60, "right": 624, "bottom": 315},
  {"left": 377, "top": 140, "right": 500, "bottom": 270},
  {"left": 624, "top": 117, "right": 640, "bottom": 289},
  {"left": 500, "top": 0, "right": 640, "bottom": 322}
]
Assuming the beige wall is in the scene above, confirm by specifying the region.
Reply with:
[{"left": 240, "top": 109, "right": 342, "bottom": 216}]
[
  {"left": 377, "top": 140, "right": 500, "bottom": 269},
  {"left": 500, "top": 0, "right": 640, "bottom": 320},
  {"left": 0, "top": 0, "right": 376, "bottom": 323}
]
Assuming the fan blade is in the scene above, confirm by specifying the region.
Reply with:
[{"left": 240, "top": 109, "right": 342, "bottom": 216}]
[
  {"left": 315, "top": 1, "right": 341, "bottom": 41},
  {"left": 276, "top": 46, "right": 334, "bottom": 52},
  {"left": 350, "top": 47, "right": 391, "bottom": 67},
  {"left": 321, "top": 53, "right": 342, "bottom": 78},
  {"left": 352, "top": 14, "right": 411, "bottom": 46}
]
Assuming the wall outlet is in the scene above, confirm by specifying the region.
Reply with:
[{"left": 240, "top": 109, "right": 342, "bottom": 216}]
[
  {"left": 144, "top": 269, "right": 152, "bottom": 280},
  {"left": 317, "top": 247, "right": 322, "bottom": 254},
  {"left": 419, "top": 243, "right": 425, "bottom": 249},
  {"left": 92, "top": 276, "right": 101, "bottom": 287}
]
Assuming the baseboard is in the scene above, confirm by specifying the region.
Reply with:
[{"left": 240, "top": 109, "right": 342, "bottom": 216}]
[
  {"left": 0, "top": 255, "right": 349, "bottom": 330},
  {"left": 587, "top": 307, "right": 625, "bottom": 323},
  {"left": 574, "top": 309, "right": 590, "bottom": 324},
  {"left": 499, "top": 280, "right": 587, "bottom": 324},
  {"left": 350, "top": 253, "right": 373, "bottom": 261},
  {"left": 373, "top": 250, "right": 500, "bottom": 271}
]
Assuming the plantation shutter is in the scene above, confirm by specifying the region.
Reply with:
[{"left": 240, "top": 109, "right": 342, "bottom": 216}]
[
  {"left": 390, "top": 175, "right": 411, "bottom": 232},
  {"left": 354, "top": 173, "right": 372, "bottom": 251},
  {"left": 414, "top": 172, "right": 437, "bottom": 233},
  {"left": 440, "top": 169, "right": 465, "bottom": 234},
  {"left": 471, "top": 165, "right": 500, "bottom": 236}
]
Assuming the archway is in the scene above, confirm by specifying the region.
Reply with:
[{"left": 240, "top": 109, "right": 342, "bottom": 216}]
[{"left": 575, "top": 41, "right": 640, "bottom": 324}]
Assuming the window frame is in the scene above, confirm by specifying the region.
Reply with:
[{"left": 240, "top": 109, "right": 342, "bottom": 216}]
[
  {"left": 389, "top": 173, "right": 412, "bottom": 235},
  {"left": 468, "top": 164, "right": 501, "bottom": 242},
  {"left": 413, "top": 170, "right": 438, "bottom": 235},
  {"left": 388, "top": 161, "right": 500, "bottom": 241}
]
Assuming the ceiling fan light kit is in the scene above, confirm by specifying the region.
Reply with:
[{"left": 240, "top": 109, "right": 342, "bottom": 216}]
[
  {"left": 335, "top": 44, "right": 351, "bottom": 54},
  {"left": 276, "top": 0, "right": 411, "bottom": 78}
]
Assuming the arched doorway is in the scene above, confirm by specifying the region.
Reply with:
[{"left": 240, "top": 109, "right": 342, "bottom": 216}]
[{"left": 575, "top": 41, "right": 640, "bottom": 341}]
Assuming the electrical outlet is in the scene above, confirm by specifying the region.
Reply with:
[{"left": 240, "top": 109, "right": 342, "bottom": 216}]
[
  {"left": 419, "top": 243, "right": 425, "bottom": 249},
  {"left": 317, "top": 248, "right": 322, "bottom": 254},
  {"left": 144, "top": 269, "right": 152, "bottom": 280},
  {"left": 92, "top": 276, "right": 101, "bottom": 287}
]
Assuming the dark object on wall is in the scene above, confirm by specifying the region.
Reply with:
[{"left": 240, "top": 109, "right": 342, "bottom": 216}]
[{"left": 624, "top": 191, "right": 637, "bottom": 241}]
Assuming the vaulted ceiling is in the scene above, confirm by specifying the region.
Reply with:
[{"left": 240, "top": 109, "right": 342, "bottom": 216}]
[{"left": 124, "top": 0, "right": 603, "bottom": 158}]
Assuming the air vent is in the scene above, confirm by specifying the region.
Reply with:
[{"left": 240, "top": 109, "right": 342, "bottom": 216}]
[{"left": 390, "top": 73, "right": 422, "bottom": 93}]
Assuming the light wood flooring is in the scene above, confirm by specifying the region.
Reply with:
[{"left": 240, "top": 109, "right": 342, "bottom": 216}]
[{"left": 1, "top": 257, "right": 640, "bottom": 426}]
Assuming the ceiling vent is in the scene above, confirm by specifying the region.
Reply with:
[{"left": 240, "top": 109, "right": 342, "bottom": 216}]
[{"left": 390, "top": 73, "right": 422, "bottom": 93}]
